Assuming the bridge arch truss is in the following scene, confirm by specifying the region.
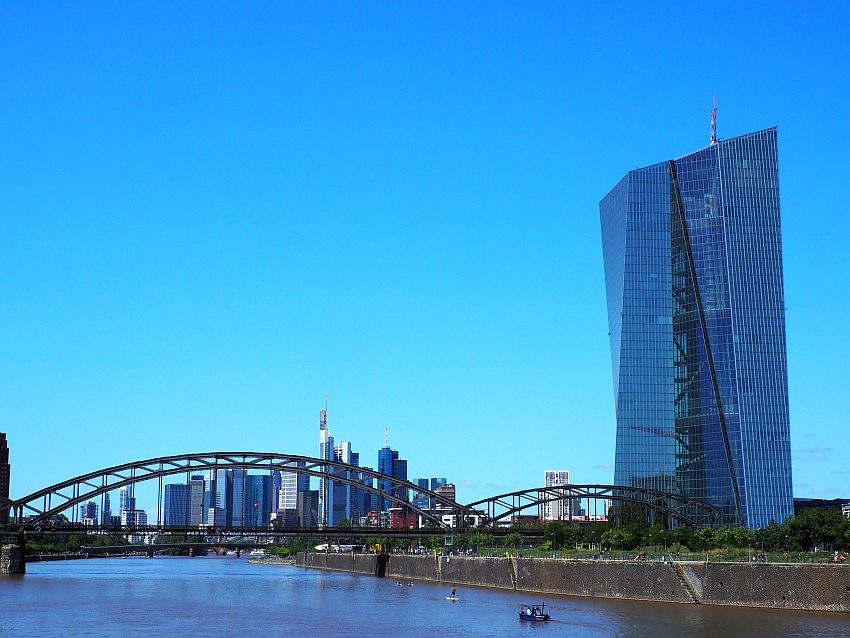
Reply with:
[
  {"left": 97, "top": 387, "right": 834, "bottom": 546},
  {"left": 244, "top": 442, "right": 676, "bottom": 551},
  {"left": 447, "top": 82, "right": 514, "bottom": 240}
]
[
  {"left": 5, "top": 452, "right": 471, "bottom": 529},
  {"left": 465, "top": 484, "right": 724, "bottom": 529}
]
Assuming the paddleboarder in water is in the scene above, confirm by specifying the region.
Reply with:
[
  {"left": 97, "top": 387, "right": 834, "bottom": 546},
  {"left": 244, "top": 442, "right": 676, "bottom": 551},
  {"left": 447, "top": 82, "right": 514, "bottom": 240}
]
[{"left": 450, "top": 586, "right": 456, "bottom": 599}]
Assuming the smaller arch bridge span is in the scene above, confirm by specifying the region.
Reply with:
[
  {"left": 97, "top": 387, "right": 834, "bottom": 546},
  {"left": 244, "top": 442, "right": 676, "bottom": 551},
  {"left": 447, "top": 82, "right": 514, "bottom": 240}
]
[
  {"left": 5, "top": 452, "right": 471, "bottom": 529},
  {"left": 466, "top": 484, "right": 723, "bottom": 529}
]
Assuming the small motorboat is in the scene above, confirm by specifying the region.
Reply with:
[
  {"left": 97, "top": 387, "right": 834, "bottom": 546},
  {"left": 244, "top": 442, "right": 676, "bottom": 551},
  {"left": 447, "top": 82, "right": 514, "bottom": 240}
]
[{"left": 519, "top": 604, "right": 550, "bottom": 621}]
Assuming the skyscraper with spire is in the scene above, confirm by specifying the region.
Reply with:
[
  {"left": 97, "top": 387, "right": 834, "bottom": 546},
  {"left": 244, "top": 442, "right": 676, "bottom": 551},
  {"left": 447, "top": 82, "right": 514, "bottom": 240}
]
[
  {"left": 318, "top": 395, "right": 334, "bottom": 527},
  {"left": 599, "top": 121, "right": 793, "bottom": 528},
  {"left": 377, "top": 429, "right": 408, "bottom": 512}
]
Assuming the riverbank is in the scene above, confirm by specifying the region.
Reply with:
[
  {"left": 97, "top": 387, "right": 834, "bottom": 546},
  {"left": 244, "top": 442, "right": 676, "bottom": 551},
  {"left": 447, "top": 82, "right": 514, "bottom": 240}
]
[
  {"left": 296, "top": 551, "right": 850, "bottom": 613},
  {"left": 27, "top": 553, "right": 127, "bottom": 562}
]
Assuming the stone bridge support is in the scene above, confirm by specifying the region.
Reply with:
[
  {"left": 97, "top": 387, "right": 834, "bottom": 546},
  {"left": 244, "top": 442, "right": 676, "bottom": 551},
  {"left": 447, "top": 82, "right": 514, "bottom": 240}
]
[{"left": 1, "top": 535, "right": 26, "bottom": 575}]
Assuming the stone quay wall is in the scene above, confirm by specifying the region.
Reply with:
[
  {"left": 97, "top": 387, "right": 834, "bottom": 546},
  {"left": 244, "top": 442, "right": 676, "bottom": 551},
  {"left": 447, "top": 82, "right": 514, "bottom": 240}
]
[
  {"left": 514, "top": 557, "right": 690, "bottom": 603},
  {"left": 298, "top": 551, "right": 378, "bottom": 576},
  {"left": 295, "top": 552, "right": 850, "bottom": 612},
  {"left": 700, "top": 563, "right": 850, "bottom": 612}
]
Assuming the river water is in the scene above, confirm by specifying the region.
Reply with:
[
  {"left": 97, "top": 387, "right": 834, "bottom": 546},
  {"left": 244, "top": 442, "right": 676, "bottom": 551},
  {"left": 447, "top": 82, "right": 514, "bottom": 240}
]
[{"left": 1, "top": 557, "right": 849, "bottom": 637}]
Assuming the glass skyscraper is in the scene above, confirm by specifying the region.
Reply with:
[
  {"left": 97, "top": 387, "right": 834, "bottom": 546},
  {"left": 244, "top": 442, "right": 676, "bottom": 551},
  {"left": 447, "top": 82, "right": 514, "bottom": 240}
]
[
  {"left": 599, "top": 127, "right": 793, "bottom": 528},
  {"left": 164, "top": 483, "right": 190, "bottom": 526}
]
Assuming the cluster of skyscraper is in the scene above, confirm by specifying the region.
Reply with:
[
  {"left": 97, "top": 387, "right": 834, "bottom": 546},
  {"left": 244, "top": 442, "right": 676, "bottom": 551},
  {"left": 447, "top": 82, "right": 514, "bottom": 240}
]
[
  {"left": 82, "top": 471, "right": 294, "bottom": 530},
  {"left": 317, "top": 402, "right": 452, "bottom": 527},
  {"left": 68, "top": 403, "right": 454, "bottom": 530}
]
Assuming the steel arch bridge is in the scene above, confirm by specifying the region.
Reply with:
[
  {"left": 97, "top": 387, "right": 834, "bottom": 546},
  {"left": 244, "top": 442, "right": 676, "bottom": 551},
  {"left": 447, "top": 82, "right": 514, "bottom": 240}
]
[
  {"left": 466, "top": 484, "right": 724, "bottom": 529},
  {"left": 2, "top": 452, "right": 472, "bottom": 530}
]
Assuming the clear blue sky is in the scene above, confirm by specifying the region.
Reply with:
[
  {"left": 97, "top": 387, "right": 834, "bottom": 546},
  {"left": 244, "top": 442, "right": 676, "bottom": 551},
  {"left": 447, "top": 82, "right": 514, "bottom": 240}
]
[{"left": 2, "top": 3, "right": 848, "bottom": 512}]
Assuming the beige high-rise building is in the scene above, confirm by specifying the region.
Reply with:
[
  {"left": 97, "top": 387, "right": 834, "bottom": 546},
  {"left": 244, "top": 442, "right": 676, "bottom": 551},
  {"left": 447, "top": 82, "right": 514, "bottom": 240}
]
[{"left": 539, "top": 470, "right": 577, "bottom": 520}]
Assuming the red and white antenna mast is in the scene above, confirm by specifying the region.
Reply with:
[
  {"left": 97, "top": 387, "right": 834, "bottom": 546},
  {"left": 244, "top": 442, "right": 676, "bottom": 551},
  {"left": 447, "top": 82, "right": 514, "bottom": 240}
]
[{"left": 710, "top": 94, "right": 717, "bottom": 145}]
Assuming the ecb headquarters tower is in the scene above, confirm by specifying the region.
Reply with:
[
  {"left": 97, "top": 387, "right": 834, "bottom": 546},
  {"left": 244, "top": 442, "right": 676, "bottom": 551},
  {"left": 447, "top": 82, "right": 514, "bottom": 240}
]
[{"left": 599, "top": 126, "right": 793, "bottom": 528}]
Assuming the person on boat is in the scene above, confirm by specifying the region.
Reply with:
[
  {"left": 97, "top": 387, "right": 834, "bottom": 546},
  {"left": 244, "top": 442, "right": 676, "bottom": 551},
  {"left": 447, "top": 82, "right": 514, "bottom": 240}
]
[{"left": 450, "top": 586, "right": 456, "bottom": 598}]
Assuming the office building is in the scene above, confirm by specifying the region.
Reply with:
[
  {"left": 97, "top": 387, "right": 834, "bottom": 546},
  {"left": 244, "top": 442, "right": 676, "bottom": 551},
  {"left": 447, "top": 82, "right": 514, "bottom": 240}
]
[
  {"left": 121, "top": 507, "right": 148, "bottom": 543},
  {"left": 412, "top": 479, "right": 430, "bottom": 510},
  {"left": 271, "top": 470, "right": 282, "bottom": 514},
  {"left": 354, "top": 470, "right": 375, "bottom": 519},
  {"left": 102, "top": 493, "right": 112, "bottom": 526},
  {"left": 599, "top": 126, "right": 794, "bottom": 527},
  {"left": 164, "top": 484, "right": 190, "bottom": 527},
  {"left": 0, "top": 433, "right": 10, "bottom": 525},
  {"left": 279, "top": 461, "right": 310, "bottom": 515},
  {"left": 347, "top": 454, "right": 370, "bottom": 523},
  {"left": 539, "top": 470, "right": 579, "bottom": 520},
  {"left": 120, "top": 508, "right": 148, "bottom": 527},
  {"left": 330, "top": 441, "right": 362, "bottom": 526},
  {"left": 412, "top": 477, "right": 448, "bottom": 510},
  {"left": 297, "top": 489, "right": 319, "bottom": 527},
  {"left": 79, "top": 501, "right": 98, "bottom": 526},
  {"left": 434, "top": 483, "right": 456, "bottom": 508},
  {"left": 318, "top": 401, "right": 334, "bottom": 526},
  {"left": 189, "top": 475, "right": 205, "bottom": 526},
  {"left": 118, "top": 486, "right": 135, "bottom": 519},
  {"left": 377, "top": 443, "right": 408, "bottom": 512},
  {"left": 213, "top": 468, "right": 230, "bottom": 524},
  {"left": 229, "top": 468, "right": 246, "bottom": 527},
  {"left": 245, "top": 474, "right": 272, "bottom": 527}
]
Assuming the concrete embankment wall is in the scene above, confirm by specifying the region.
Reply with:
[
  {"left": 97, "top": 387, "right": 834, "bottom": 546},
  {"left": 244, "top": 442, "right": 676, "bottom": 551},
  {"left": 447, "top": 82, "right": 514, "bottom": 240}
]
[
  {"left": 514, "top": 558, "right": 690, "bottom": 603},
  {"left": 701, "top": 563, "right": 850, "bottom": 612},
  {"left": 295, "top": 552, "right": 850, "bottom": 612},
  {"left": 298, "top": 551, "right": 377, "bottom": 576}
]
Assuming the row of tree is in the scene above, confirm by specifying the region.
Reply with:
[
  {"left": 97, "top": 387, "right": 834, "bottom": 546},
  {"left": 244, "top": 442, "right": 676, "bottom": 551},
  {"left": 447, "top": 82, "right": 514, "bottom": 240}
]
[{"left": 526, "top": 507, "right": 850, "bottom": 553}]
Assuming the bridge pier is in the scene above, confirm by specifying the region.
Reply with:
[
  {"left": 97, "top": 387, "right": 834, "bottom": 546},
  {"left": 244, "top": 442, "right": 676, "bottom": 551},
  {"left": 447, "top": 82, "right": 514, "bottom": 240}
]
[{"left": 1, "top": 535, "right": 25, "bottom": 575}]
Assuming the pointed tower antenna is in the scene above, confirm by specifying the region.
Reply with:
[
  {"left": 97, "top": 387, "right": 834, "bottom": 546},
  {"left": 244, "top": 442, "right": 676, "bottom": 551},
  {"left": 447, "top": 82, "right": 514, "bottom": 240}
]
[
  {"left": 710, "top": 94, "right": 717, "bottom": 145},
  {"left": 385, "top": 426, "right": 389, "bottom": 448},
  {"left": 320, "top": 393, "right": 328, "bottom": 431}
]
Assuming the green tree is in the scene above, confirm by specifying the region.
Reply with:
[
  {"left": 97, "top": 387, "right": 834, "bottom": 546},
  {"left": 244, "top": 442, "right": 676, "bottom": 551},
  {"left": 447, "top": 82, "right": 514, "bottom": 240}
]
[
  {"left": 755, "top": 521, "right": 784, "bottom": 552},
  {"left": 452, "top": 533, "right": 470, "bottom": 550},
  {"left": 581, "top": 523, "right": 607, "bottom": 548},
  {"left": 504, "top": 532, "right": 523, "bottom": 549},
  {"left": 666, "top": 526, "right": 693, "bottom": 550},
  {"left": 837, "top": 517, "right": 850, "bottom": 550},
  {"left": 788, "top": 508, "right": 844, "bottom": 551},
  {"left": 543, "top": 522, "right": 568, "bottom": 549},
  {"left": 601, "top": 527, "right": 640, "bottom": 551},
  {"left": 468, "top": 532, "right": 495, "bottom": 550},
  {"left": 615, "top": 503, "right": 649, "bottom": 529},
  {"left": 422, "top": 535, "right": 444, "bottom": 550}
]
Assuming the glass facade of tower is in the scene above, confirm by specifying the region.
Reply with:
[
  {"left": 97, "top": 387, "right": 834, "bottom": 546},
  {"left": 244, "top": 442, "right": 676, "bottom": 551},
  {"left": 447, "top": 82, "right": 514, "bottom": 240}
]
[{"left": 599, "top": 128, "right": 793, "bottom": 528}]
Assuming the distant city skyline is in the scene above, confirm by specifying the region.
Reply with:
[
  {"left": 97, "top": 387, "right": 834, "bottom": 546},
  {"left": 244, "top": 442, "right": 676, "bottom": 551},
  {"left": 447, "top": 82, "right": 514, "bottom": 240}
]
[{"left": 2, "top": 4, "right": 849, "bottom": 508}]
